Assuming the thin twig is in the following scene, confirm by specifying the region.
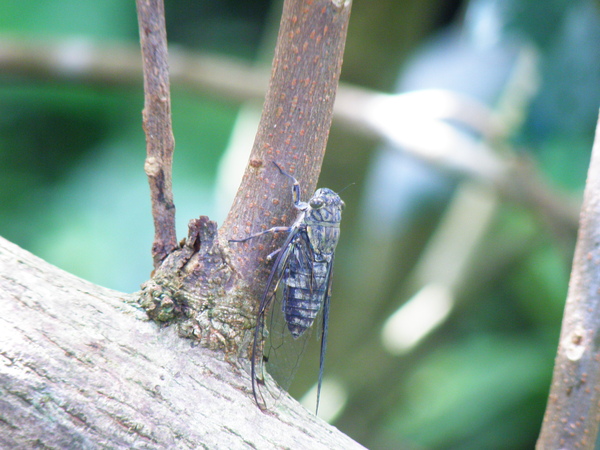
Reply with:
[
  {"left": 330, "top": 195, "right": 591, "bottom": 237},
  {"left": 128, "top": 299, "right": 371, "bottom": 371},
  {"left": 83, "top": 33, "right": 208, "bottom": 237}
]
[
  {"left": 536, "top": 114, "right": 600, "bottom": 449},
  {"left": 136, "top": 0, "right": 177, "bottom": 268}
]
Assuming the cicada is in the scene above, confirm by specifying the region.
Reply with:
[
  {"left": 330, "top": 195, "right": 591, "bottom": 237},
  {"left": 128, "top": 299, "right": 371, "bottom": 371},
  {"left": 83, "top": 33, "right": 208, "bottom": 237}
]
[{"left": 230, "top": 162, "right": 344, "bottom": 412}]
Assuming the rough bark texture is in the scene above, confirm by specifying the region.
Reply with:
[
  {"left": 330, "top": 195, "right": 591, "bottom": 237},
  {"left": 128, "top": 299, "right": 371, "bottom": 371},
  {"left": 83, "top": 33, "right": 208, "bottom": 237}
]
[
  {"left": 0, "top": 236, "right": 364, "bottom": 449},
  {"left": 137, "top": 0, "right": 178, "bottom": 268},
  {"left": 537, "top": 117, "right": 600, "bottom": 449},
  {"left": 221, "top": 0, "right": 352, "bottom": 301},
  {"left": 138, "top": 217, "right": 254, "bottom": 353}
]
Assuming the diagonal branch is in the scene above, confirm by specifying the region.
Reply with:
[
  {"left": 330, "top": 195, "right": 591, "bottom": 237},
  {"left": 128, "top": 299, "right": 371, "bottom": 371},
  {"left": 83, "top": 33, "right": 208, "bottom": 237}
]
[
  {"left": 537, "top": 114, "right": 600, "bottom": 449},
  {"left": 136, "top": 0, "right": 178, "bottom": 268},
  {"left": 0, "top": 236, "right": 365, "bottom": 449}
]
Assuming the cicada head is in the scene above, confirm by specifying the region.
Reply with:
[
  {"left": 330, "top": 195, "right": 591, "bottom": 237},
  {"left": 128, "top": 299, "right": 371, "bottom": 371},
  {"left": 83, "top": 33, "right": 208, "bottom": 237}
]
[{"left": 306, "top": 188, "right": 344, "bottom": 225}]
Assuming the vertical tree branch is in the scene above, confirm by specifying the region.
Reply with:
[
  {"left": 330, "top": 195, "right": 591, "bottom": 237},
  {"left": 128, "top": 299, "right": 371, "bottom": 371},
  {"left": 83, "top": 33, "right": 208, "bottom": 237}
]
[
  {"left": 221, "top": 0, "right": 352, "bottom": 298},
  {"left": 537, "top": 115, "right": 600, "bottom": 449},
  {"left": 136, "top": 0, "right": 177, "bottom": 268}
]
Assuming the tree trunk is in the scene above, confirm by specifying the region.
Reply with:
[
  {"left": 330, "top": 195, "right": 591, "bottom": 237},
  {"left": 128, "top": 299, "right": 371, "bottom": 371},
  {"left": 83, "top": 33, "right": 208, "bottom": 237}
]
[{"left": 0, "top": 236, "right": 363, "bottom": 449}]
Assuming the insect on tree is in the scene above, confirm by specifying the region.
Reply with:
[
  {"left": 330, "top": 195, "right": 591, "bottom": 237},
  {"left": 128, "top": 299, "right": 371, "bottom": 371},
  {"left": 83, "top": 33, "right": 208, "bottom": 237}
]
[{"left": 230, "top": 162, "right": 344, "bottom": 413}]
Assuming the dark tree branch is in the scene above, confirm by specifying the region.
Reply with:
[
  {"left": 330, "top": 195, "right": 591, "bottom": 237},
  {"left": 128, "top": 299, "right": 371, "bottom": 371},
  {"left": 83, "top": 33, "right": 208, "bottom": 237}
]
[
  {"left": 137, "top": 0, "right": 353, "bottom": 358},
  {"left": 221, "top": 0, "right": 352, "bottom": 300},
  {"left": 135, "top": 0, "right": 353, "bottom": 383},
  {"left": 537, "top": 116, "right": 600, "bottom": 449},
  {"left": 136, "top": 0, "right": 178, "bottom": 268}
]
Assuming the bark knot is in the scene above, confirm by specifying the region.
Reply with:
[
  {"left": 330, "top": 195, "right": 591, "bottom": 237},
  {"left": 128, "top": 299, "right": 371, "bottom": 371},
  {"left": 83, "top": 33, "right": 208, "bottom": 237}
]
[{"left": 139, "top": 216, "right": 254, "bottom": 353}]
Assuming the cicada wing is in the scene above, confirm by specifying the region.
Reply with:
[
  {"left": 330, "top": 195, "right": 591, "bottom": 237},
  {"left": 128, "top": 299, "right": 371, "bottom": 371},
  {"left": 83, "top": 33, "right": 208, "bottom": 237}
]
[
  {"left": 251, "top": 227, "right": 297, "bottom": 410},
  {"left": 262, "top": 287, "right": 316, "bottom": 400},
  {"left": 316, "top": 253, "right": 334, "bottom": 414}
]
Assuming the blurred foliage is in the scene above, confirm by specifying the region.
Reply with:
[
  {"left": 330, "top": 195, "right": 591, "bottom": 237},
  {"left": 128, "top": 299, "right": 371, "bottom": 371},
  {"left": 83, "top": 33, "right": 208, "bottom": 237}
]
[{"left": 1, "top": 0, "right": 599, "bottom": 449}]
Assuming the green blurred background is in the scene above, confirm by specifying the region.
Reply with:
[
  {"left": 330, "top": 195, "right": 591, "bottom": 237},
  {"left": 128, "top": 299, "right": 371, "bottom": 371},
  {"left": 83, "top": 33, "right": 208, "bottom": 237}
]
[{"left": 1, "top": 0, "right": 599, "bottom": 448}]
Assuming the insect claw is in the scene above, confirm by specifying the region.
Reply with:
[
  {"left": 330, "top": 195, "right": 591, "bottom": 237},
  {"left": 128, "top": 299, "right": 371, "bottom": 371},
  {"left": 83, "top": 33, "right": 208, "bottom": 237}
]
[
  {"left": 266, "top": 248, "right": 281, "bottom": 261},
  {"left": 272, "top": 161, "right": 285, "bottom": 174}
]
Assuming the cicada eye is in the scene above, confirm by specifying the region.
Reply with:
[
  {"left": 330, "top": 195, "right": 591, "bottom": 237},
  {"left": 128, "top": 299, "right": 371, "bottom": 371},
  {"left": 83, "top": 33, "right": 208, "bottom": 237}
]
[
  {"left": 340, "top": 200, "right": 346, "bottom": 211},
  {"left": 310, "top": 198, "right": 324, "bottom": 209}
]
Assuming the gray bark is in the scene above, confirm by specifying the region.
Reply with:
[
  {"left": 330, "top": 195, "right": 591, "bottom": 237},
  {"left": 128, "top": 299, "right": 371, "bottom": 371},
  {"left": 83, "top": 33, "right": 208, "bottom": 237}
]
[{"left": 0, "top": 236, "right": 364, "bottom": 449}]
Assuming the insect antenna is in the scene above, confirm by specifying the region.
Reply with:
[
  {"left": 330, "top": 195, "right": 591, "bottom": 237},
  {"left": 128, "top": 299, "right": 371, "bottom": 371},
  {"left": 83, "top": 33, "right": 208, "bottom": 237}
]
[{"left": 337, "top": 182, "right": 356, "bottom": 194}]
